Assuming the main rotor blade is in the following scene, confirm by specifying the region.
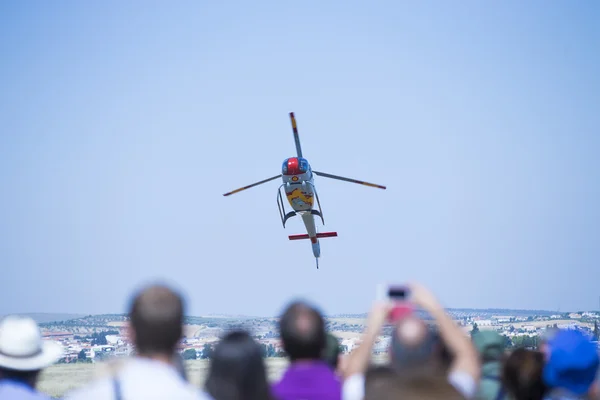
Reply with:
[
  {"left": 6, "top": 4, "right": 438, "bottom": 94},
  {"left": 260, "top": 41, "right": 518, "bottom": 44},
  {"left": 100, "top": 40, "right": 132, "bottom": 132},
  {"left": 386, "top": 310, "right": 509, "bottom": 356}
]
[
  {"left": 312, "top": 170, "right": 386, "bottom": 190},
  {"left": 223, "top": 174, "right": 282, "bottom": 196},
  {"left": 289, "top": 112, "right": 303, "bottom": 159}
]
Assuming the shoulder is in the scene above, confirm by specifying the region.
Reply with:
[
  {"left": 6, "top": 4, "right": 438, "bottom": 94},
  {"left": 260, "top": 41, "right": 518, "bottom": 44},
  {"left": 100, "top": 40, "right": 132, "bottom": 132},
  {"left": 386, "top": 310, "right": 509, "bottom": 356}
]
[
  {"left": 64, "top": 378, "right": 210, "bottom": 400},
  {"left": 342, "top": 373, "right": 365, "bottom": 400},
  {"left": 0, "top": 382, "right": 54, "bottom": 400},
  {"left": 181, "top": 383, "right": 214, "bottom": 400},
  {"left": 196, "top": 390, "right": 214, "bottom": 400},
  {"left": 447, "top": 370, "right": 477, "bottom": 399},
  {"left": 62, "top": 378, "right": 114, "bottom": 399}
]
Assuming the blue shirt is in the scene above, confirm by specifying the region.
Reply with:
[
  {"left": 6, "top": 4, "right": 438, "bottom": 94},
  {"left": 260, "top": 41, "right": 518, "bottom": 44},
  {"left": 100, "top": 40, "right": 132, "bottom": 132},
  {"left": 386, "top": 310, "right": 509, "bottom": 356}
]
[
  {"left": 0, "top": 379, "right": 54, "bottom": 399},
  {"left": 272, "top": 360, "right": 341, "bottom": 400}
]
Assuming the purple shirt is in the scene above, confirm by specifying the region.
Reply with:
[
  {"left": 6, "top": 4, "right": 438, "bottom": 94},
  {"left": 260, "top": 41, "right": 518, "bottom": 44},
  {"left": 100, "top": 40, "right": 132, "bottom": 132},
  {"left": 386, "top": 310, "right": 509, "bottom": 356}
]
[{"left": 271, "top": 360, "right": 341, "bottom": 400}]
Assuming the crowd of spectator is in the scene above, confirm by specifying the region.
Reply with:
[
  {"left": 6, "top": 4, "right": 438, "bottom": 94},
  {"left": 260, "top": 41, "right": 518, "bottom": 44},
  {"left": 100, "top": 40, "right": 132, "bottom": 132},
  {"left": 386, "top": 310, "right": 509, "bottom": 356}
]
[{"left": 0, "top": 281, "right": 599, "bottom": 399}]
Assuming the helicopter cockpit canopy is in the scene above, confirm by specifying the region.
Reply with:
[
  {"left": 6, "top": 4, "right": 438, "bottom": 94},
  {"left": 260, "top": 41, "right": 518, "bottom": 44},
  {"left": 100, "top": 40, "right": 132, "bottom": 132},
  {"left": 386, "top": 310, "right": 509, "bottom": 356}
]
[{"left": 282, "top": 157, "right": 310, "bottom": 176}]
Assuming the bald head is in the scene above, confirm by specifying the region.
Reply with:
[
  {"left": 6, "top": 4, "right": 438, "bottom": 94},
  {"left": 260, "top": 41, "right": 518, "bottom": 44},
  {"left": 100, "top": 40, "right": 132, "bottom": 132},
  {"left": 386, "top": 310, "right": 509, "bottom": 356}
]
[
  {"left": 279, "top": 301, "right": 326, "bottom": 361},
  {"left": 390, "top": 316, "right": 439, "bottom": 371},
  {"left": 129, "top": 284, "right": 184, "bottom": 356}
]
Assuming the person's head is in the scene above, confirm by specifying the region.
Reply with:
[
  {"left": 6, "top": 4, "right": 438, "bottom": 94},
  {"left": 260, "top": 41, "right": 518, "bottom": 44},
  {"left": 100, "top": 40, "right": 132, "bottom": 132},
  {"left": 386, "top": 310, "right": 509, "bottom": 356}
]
[
  {"left": 388, "top": 315, "right": 441, "bottom": 374},
  {"left": 205, "top": 330, "right": 272, "bottom": 400},
  {"left": 128, "top": 284, "right": 184, "bottom": 357},
  {"left": 502, "top": 347, "right": 547, "bottom": 400},
  {"left": 0, "top": 315, "right": 63, "bottom": 388},
  {"left": 397, "top": 374, "right": 467, "bottom": 400},
  {"left": 543, "top": 328, "right": 599, "bottom": 396},
  {"left": 278, "top": 300, "right": 326, "bottom": 362},
  {"left": 321, "top": 333, "right": 341, "bottom": 370},
  {"left": 472, "top": 330, "right": 505, "bottom": 364},
  {"left": 430, "top": 329, "right": 454, "bottom": 372},
  {"left": 364, "top": 365, "right": 398, "bottom": 400},
  {"left": 364, "top": 364, "right": 465, "bottom": 400}
]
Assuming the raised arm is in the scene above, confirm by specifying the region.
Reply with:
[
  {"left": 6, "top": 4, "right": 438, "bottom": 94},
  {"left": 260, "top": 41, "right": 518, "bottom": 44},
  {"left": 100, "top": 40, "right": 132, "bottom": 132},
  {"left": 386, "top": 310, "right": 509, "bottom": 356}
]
[{"left": 407, "top": 282, "right": 481, "bottom": 382}]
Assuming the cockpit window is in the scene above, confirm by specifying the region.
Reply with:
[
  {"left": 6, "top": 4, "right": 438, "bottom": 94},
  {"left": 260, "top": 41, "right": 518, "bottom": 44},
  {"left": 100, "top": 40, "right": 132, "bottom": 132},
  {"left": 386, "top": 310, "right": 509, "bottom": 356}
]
[
  {"left": 298, "top": 158, "right": 308, "bottom": 173},
  {"left": 282, "top": 159, "right": 288, "bottom": 175}
]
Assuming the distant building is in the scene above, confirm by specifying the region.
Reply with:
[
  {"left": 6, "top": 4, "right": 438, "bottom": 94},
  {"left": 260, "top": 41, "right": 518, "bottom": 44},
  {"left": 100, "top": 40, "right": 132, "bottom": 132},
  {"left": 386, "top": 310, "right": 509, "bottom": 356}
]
[
  {"left": 90, "top": 345, "right": 115, "bottom": 359},
  {"left": 373, "top": 336, "right": 391, "bottom": 353},
  {"left": 342, "top": 338, "right": 360, "bottom": 352},
  {"left": 105, "top": 335, "right": 123, "bottom": 346}
]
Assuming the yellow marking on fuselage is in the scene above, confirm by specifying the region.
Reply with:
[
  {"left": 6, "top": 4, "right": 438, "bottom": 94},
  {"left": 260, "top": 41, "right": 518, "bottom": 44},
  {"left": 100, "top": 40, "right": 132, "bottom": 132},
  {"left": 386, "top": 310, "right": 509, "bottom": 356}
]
[{"left": 286, "top": 188, "right": 314, "bottom": 206}]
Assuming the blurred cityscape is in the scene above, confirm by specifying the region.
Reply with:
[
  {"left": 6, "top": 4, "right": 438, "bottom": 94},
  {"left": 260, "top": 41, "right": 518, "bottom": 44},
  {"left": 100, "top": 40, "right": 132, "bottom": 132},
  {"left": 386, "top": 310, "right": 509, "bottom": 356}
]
[{"left": 31, "top": 308, "right": 600, "bottom": 364}]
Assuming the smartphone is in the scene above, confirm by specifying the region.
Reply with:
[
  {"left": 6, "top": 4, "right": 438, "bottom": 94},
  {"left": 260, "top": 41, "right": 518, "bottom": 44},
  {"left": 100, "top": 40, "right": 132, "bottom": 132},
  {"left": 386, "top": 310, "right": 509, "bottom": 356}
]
[
  {"left": 387, "top": 286, "right": 409, "bottom": 299},
  {"left": 376, "top": 283, "right": 410, "bottom": 300}
]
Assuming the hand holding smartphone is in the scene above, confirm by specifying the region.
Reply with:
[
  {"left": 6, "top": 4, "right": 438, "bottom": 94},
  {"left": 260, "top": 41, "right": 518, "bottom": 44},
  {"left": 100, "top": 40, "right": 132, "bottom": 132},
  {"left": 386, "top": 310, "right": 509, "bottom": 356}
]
[{"left": 377, "top": 283, "right": 413, "bottom": 322}]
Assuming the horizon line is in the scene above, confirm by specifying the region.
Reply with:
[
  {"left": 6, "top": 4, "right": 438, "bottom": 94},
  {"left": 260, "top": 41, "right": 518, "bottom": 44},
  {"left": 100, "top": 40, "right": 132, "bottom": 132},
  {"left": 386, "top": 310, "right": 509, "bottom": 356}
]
[{"left": 5, "top": 307, "right": 597, "bottom": 320}]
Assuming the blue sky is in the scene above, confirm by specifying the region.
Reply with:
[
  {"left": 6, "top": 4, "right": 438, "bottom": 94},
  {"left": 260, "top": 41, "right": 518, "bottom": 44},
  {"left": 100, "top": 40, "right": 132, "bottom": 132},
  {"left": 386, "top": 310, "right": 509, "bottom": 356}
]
[{"left": 1, "top": 0, "right": 599, "bottom": 317}]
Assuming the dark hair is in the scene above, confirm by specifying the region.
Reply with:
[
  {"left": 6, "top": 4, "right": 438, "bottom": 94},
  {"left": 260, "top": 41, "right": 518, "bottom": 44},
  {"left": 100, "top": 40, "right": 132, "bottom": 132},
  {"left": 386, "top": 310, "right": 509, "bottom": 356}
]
[
  {"left": 278, "top": 301, "right": 326, "bottom": 361},
  {"left": 129, "top": 284, "right": 184, "bottom": 356},
  {"left": 502, "top": 348, "right": 547, "bottom": 400},
  {"left": 364, "top": 365, "right": 398, "bottom": 400},
  {"left": 395, "top": 374, "right": 466, "bottom": 400},
  {"left": 322, "top": 333, "right": 340, "bottom": 369},
  {"left": 436, "top": 335, "right": 454, "bottom": 371},
  {"left": 364, "top": 365, "right": 464, "bottom": 400},
  {"left": 205, "top": 330, "right": 273, "bottom": 400},
  {"left": 0, "top": 368, "right": 40, "bottom": 387}
]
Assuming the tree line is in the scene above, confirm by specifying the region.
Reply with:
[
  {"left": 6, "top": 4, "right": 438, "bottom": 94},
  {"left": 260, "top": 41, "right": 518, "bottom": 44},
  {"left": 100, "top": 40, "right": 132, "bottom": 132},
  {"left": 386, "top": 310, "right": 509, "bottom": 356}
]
[{"left": 470, "top": 320, "right": 600, "bottom": 351}]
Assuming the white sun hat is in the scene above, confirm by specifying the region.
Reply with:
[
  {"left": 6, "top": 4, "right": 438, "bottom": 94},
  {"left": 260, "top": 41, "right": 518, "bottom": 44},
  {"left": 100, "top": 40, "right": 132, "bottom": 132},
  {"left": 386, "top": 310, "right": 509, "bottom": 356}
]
[{"left": 0, "top": 315, "right": 64, "bottom": 371}]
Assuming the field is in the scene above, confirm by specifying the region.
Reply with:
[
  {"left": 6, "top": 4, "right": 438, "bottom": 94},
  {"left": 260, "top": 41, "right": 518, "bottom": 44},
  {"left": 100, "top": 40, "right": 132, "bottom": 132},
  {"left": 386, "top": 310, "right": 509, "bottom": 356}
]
[
  {"left": 36, "top": 358, "right": 288, "bottom": 398},
  {"left": 37, "top": 355, "right": 389, "bottom": 398},
  {"left": 519, "top": 319, "right": 592, "bottom": 328}
]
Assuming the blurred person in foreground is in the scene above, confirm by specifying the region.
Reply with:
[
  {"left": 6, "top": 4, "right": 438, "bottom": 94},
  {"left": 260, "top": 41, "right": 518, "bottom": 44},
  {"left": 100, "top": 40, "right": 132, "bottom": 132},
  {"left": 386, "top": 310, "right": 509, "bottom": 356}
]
[
  {"left": 363, "top": 365, "right": 466, "bottom": 400},
  {"left": 502, "top": 347, "right": 547, "bottom": 400},
  {"left": 342, "top": 282, "right": 480, "bottom": 400},
  {"left": 65, "top": 283, "right": 211, "bottom": 400},
  {"left": 541, "top": 328, "right": 599, "bottom": 400},
  {"left": 0, "top": 315, "right": 63, "bottom": 399},
  {"left": 271, "top": 300, "right": 341, "bottom": 400},
  {"left": 472, "top": 330, "right": 507, "bottom": 399},
  {"left": 205, "top": 330, "right": 273, "bottom": 400}
]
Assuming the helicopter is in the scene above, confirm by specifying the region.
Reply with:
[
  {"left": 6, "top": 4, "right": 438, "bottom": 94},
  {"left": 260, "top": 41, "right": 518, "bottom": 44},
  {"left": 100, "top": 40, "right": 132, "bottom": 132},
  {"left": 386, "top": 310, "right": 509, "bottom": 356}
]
[{"left": 223, "top": 112, "right": 386, "bottom": 268}]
